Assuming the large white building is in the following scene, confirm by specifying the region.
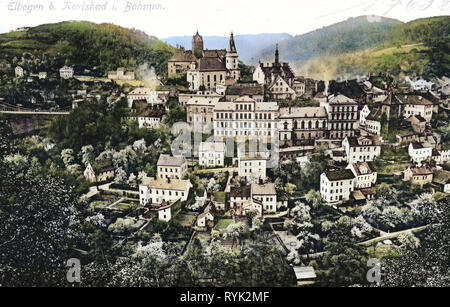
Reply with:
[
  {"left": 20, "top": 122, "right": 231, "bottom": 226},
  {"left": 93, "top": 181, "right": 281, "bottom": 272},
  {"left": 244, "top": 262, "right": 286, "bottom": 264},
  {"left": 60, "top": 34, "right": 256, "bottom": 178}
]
[
  {"left": 127, "top": 88, "right": 169, "bottom": 108},
  {"left": 198, "top": 142, "right": 226, "bottom": 168},
  {"left": 139, "top": 177, "right": 192, "bottom": 222},
  {"left": 342, "top": 136, "right": 381, "bottom": 164},
  {"left": 139, "top": 177, "right": 192, "bottom": 205},
  {"left": 213, "top": 96, "right": 279, "bottom": 140},
  {"left": 157, "top": 154, "right": 188, "bottom": 180},
  {"left": 229, "top": 183, "right": 278, "bottom": 217},
  {"left": 320, "top": 169, "right": 355, "bottom": 204},
  {"left": 347, "top": 162, "right": 377, "bottom": 189},
  {"left": 398, "top": 95, "right": 434, "bottom": 123}
]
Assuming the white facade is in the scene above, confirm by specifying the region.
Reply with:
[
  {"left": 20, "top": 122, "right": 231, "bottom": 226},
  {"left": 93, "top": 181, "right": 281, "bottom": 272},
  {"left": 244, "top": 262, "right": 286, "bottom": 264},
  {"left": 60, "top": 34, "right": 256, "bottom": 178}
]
[
  {"left": 157, "top": 155, "right": 188, "bottom": 179},
  {"left": 59, "top": 66, "right": 74, "bottom": 79},
  {"left": 342, "top": 136, "right": 381, "bottom": 164},
  {"left": 139, "top": 177, "right": 192, "bottom": 205},
  {"left": 347, "top": 163, "right": 377, "bottom": 189},
  {"left": 408, "top": 143, "right": 433, "bottom": 165},
  {"left": 198, "top": 142, "right": 226, "bottom": 168},
  {"left": 320, "top": 170, "right": 355, "bottom": 204},
  {"left": 359, "top": 105, "right": 371, "bottom": 127},
  {"left": 365, "top": 119, "right": 381, "bottom": 135},
  {"left": 15, "top": 66, "right": 24, "bottom": 77},
  {"left": 251, "top": 183, "right": 277, "bottom": 213},
  {"left": 253, "top": 66, "right": 265, "bottom": 85},
  {"left": 214, "top": 97, "right": 279, "bottom": 140},
  {"left": 238, "top": 158, "right": 267, "bottom": 183},
  {"left": 137, "top": 117, "right": 162, "bottom": 129},
  {"left": 127, "top": 88, "right": 168, "bottom": 108}
]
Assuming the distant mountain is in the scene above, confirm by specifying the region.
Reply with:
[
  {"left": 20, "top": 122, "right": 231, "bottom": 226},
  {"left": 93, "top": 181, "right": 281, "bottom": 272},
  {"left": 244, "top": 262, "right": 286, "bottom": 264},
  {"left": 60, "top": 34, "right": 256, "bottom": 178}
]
[
  {"left": 0, "top": 21, "right": 175, "bottom": 77},
  {"left": 163, "top": 33, "right": 293, "bottom": 63},
  {"left": 298, "top": 16, "right": 450, "bottom": 80},
  {"left": 255, "top": 16, "right": 403, "bottom": 65}
]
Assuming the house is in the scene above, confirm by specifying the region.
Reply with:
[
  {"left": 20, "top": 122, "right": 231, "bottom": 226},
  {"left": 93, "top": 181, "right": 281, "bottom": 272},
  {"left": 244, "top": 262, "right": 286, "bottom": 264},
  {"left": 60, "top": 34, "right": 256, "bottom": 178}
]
[
  {"left": 59, "top": 66, "right": 74, "bottom": 79},
  {"left": 364, "top": 108, "right": 383, "bottom": 135},
  {"left": 198, "top": 142, "right": 226, "bottom": 168},
  {"left": 83, "top": 160, "right": 115, "bottom": 183},
  {"left": 228, "top": 185, "right": 266, "bottom": 218},
  {"left": 15, "top": 66, "right": 24, "bottom": 77},
  {"left": 251, "top": 183, "right": 277, "bottom": 213},
  {"left": 139, "top": 177, "right": 192, "bottom": 207},
  {"left": 320, "top": 169, "right": 355, "bottom": 204},
  {"left": 168, "top": 47, "right": 197, "bottom": 78},
  {"left": 128, "top": 100, "right": 166, "bottom": 129},
  {"left": 398, "top": 95, "right": 434, "bottom": 122},
  {"left": 186, "top": 32, "right": 240, "bottom": 91},
  {"left": 407, "top": 115, "right": 427, "bottom": 134},
  {"left": 396, "top": 130, "right": 420, "bottom": 146},
  {"left": 404, "top": 167, "right": 433, "bottom": 186},
  {"left": 238, "top": 156, "right": 267, "bottom": 183},
  {"left": 406, "top": 77, "right": 434, "bottom": 92},
  {"left": 268, "top": 75, "right": 296, "bottom": 100},
  {"left": 179, "top": 91, "right": 223, "bottom": 106},
  {"left": 196, "top": 202, "right": 215, "bottom": 229},
  {"left": 157, "top": 154, "right": 188, "bottom": 179},
  {"left": 359, "top": 105, "right": 371, "bottom": 128},
  {"left": 342, "top": 136, "right": 381, "bottom": 164},
  {"left": 408, "top": 142, "right": 433, "bottom": 166},
  {"left": 108, "top": 67, "right": 135, "bottom": 80},
  {"left": 433, "top": 170, "right": 450, "bottom": 193},
  {"left": 294, "top": 266, "right": 317, "bottom": 286},
  {"left": 347, "top": 162, "right": 377, "bottom": 189}
]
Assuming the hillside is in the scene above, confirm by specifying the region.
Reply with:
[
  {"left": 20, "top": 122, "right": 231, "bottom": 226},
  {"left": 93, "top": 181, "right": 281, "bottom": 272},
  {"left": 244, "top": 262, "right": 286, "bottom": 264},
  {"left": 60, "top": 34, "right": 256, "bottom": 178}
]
[
  {"left": 163, "top": 33, "right": 293, "bottom": 63},
  {"left": 254, "top": 16, "right": 403, "bottom": 65},
  {"left": 0, "top": 21, "right": 175, "bottom": 77},
  {"left": 298, "top": 16, "right": 450, "bottom": 80}
]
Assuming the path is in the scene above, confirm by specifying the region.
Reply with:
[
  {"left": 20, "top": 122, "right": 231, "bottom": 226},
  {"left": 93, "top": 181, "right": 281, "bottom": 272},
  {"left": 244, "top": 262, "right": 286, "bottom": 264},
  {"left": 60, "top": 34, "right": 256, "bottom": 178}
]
[{"left": 358, "top": 225, "right": 428, "bottom": 246}]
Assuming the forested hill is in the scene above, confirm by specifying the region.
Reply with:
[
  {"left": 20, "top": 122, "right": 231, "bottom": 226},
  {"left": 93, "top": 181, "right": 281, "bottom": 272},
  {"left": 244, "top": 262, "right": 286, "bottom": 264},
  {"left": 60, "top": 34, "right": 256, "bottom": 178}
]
[
  {"left": 0, "top": 21, "right": 175, "bottom": 77},
  {"left": 253, "top": 16, "right": 404, "bottom": 65}
]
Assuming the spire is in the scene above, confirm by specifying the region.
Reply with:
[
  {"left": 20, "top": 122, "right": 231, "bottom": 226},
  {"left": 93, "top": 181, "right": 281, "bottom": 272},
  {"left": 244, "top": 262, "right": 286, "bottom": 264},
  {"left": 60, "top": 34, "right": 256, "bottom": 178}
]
[
  {"left": 229, "top": 32, "right": 237, "bottom": 53},
  {"left": 275, "top": 44, "right": 280, "bottom": 65}
]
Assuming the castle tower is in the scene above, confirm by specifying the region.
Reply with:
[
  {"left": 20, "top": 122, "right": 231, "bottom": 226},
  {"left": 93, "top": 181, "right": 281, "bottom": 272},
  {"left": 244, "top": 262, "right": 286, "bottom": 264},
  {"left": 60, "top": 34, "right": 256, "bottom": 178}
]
[
  {"left": 226, "top": 32, "right": 240, "bottom": 82},
  {"left": 192, "top": 31, "right": 204, "bottom": 58}
]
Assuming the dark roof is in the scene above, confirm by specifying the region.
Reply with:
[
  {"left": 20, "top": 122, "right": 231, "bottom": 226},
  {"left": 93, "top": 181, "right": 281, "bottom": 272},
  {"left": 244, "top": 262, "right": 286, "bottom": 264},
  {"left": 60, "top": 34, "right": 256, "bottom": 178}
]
[
  {"left": 345, "top": 136, "right": 377, "bottom": 147},
  {"left": 408, "top": 115, "right": 427, "bottom": 123},
  {"left": 411, "top": 142, "right": 424, "bottom": 149},
  {"left": 226, "top": 84, "right": 264, "bottom": 96},
  {"left": 230, "top": 185, "right": 251, "bottom": 198},
  {"left": 325, "top": 169, "right": 355, "bottom": 181},
  {"left": 433, "top": 170, "right": 450, "bottom": 184},
  {"left": 198, "top": 57, "right": 226, "bottom": 72},
  {"left": 396, "top": 95, "right": 433, "bottom": 106},
  {"left": 366, "top": 108, "right": 383, "bottom": 121},
  {"left": 351, "top": 162, "right": 376, "bottom": 176}
]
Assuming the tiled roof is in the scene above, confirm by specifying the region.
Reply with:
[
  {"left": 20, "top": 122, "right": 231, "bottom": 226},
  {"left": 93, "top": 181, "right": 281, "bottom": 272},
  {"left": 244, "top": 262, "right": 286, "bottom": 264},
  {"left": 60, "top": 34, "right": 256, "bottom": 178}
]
[
  {"left": 251, "top": 183, "right": 276, "bottom": 195},
  {"left": 199, "top": 142, "right": 226, "bottom": 152},
  {"left": 396, "top": 95, "right": 433, "bottom": 106},
  {"left": 198, "top": 57, "right": 226, "bottom": 72},
  {"left": 433, "top": 170, "right": 450, "bottom": 184},
  {"left": 141, "top": 177, "right": 191, "bottom": 191},
  {"left": 169, "top": 50, "right": 196, "bottom": 62},
  {"left": 351, "top": 162, "right": 376, "bottom": 176},
  {"left": 366, "top": 108, "right": 383, "bottom": 121},
  {"left": 327, "top": 94, "right": 357, "bottom": 105},
  {"left": 203, "top": 49, "right": 227, "bottom": 58},
  {"left": 226, "top": 84, "right": 264, "bottom": 96},
  {"left": 157, "top": 154, "right": 186, "bottom": 167},
  {"left": 279, "top": 107, "right": 327, "bottom": 118}
]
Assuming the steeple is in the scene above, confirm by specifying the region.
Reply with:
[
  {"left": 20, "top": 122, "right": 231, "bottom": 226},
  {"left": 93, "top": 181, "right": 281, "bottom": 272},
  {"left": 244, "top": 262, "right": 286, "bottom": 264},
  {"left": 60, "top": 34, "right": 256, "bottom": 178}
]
[
  {"left": 229, "top": 32, "right": 237, "bottom": 53},
  {"left": 275, "top": 44, "right": 280, "bottom": 65}
]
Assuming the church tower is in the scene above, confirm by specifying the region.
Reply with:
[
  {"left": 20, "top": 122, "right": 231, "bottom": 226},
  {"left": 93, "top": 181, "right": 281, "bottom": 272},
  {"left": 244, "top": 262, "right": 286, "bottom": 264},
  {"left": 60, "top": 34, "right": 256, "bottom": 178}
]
[
  {"left": 226, "top": 32, "right": 240, "bottom": 82},
  {"left": 192, "top": 31, "right": 204, "bottom": 58}
]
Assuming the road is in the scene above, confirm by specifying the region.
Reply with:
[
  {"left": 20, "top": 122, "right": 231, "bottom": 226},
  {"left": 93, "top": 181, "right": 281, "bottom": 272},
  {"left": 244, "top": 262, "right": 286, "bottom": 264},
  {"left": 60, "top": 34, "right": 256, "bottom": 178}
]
[{"left": 358, "top": 225, "right": 429, "bottom": 246}]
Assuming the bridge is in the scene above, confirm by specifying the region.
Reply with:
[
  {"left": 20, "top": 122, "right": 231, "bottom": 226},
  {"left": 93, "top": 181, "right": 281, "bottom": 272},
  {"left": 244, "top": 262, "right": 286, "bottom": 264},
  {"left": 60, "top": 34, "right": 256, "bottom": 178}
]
[{"left": 0, "top": 102, "right": 71, "bottom": 115}]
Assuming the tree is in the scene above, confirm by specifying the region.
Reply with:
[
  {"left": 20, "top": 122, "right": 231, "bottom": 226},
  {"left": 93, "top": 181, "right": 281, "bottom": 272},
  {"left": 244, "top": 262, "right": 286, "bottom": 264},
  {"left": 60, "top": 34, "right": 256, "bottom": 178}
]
[
  {"left": 81, "top": 145, "right": 95, "bottom": 167},
  {"left": 114, "top": 167, "right": 127, "bottom": 185},
  {"left": 305, "top": 189, "right": 324, "bottom": 208},
  {"left": 0, "top": 166, "right": 81, "bottom": 286}
]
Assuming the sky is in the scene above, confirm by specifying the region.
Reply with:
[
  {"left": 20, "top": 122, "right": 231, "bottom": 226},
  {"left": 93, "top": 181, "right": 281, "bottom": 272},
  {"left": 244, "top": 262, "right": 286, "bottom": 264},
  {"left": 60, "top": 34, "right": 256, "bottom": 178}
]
[{"left": 0, "top": 0, "right": 449, "bottom": 38}]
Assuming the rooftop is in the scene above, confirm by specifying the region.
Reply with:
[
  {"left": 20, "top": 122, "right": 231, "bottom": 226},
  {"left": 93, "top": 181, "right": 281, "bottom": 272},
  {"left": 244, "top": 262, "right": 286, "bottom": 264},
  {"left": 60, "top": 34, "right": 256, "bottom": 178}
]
[
  {"left": 157, "top": 154, "right": 187, "bottom": 167},
  {"left": 325, "top": 169, "right": 355, "bottom": 181},
  {"left": 199, "top": 142, "right": 226, "bottom": 152},
  {"left": 251, "top": 183, "right": 276, "bottom": 195},
  {"left": 279, "top": 107, "right": 327, "bottom": 118},
  {"left": 230, "top": 185, "right": 252, "bottom": 198},
  {"left": 141, "top": 177, "right": 192, "bottom": 191}
]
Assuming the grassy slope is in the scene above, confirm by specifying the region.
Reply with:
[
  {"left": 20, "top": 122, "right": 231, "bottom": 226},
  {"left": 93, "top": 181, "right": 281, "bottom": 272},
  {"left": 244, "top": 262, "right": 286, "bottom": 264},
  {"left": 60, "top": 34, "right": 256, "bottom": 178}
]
[{"left": 0, "top": 21, "right": 175, "bottom": 77}]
